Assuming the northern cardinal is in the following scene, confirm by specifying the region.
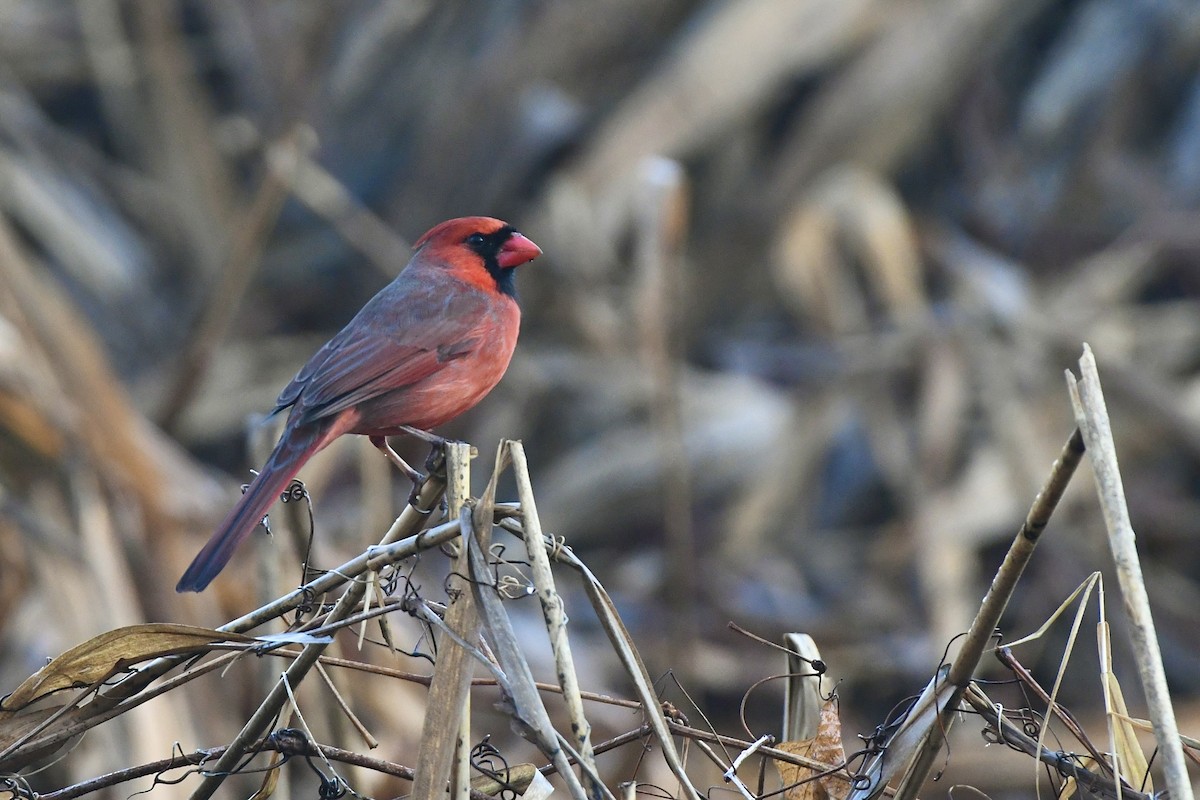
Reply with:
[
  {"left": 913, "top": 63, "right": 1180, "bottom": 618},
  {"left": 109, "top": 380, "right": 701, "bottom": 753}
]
[{"left": 176, "top": 217, "right": 541, "bottom": 592}]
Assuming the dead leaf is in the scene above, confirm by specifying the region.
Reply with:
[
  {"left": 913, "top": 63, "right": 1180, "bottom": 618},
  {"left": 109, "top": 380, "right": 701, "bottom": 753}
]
[
  {"left": 0, "top": 706, "right": 64, "bottom": 752},
  {"left": 776, "top": 698, "right": 849, "bottom": 800},
  {"left": 1, "top": 624, "right": 253, "bottom": 711}
]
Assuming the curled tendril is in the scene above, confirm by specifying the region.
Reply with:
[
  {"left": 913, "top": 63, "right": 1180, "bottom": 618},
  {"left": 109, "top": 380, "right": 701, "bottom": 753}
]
[
  {"left": 317, "top": 775, "right": 349, "bottom": 800},
  {"left": 470, "top": 736, "right": 519, "bottom": 800},
  {"left": 442, "top": 570, "right": 468, "bottom": 602},
  {"left": 548, "top": 535, "right": 567, "bottom": 559},
  {"left": 2, "top": 773, "right": 34, "bottom": 800},
  {"left": 850, "top": 771, "right": 875, "bottom": 791},
  {"left": 280, "top": 479, "right": 309, "bottom": 504},
  {"left": 378, "top": 565, "right": 402, "bottom": 596},
  {"left": 470, "top": 735, "right": 504, "bottom": 768},
  {"left": 300, "top": 586, "right": 317, "bottom": 610},
  {"left": 497, "top": 574, "right": 535, "bottom": 599},
  {"left": 634, "top": 783, "right": 675, "bottom": 800}
]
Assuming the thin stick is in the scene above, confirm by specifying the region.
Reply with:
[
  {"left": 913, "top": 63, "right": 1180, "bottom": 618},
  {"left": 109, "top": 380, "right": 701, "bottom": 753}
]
[
  {"left": 39, "top": 734, "right": 494, "bottom": 800},
  {"left": 993, "top": 647, "right": 1112, "bottom": 775},
  {"left": 1067, "top": 344, "right": 1194, "bottom": 800},
  {"left": 962, "top": 684, "right": 1145, "bottom": 800},
  {"left": 465, "top": 510, "right": 592, "bottom": 800}
]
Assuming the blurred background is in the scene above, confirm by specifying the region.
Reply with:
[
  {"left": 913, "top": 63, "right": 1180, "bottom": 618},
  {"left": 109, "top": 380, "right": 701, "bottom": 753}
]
[{"left": 3, "top": 0, "right": 1200, "bottom": 795}]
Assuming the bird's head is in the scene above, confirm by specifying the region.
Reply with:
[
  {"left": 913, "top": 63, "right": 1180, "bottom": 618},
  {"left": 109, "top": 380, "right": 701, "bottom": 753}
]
[{"left": 414, "top": 216, "right": 542, "bottom": 298}]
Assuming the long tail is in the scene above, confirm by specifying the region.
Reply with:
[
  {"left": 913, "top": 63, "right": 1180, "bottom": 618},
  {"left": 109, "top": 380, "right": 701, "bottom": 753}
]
[{"left": 176, "top": 420, "right": 335, "bottom": 592}]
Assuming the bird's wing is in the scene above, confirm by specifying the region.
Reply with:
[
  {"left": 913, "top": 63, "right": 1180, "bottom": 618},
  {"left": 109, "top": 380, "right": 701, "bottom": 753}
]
[{"left": 276, "top": 274, "right": 489, "bottom": 426}]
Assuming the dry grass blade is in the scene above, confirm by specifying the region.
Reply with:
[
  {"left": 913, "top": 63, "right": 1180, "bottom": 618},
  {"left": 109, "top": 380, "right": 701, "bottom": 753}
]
[
  {"left": 999, "top": 586, "right": 1116, "bottom": 778},
  {"left": 1015, "top": 572, "right": 1102, "bottom": 797},
  {"left": 1005, "top": 574, "right": 1113, "bottom": 780},
  {"left": 1098, "top": 615, "right": 1151, "bottom": 794},
  {"left": 1107, "top": 714, "right": 1200, "bottom": 755},
  {"left": 1067, "top": 344, "right": 1193, "bottom": 800}
]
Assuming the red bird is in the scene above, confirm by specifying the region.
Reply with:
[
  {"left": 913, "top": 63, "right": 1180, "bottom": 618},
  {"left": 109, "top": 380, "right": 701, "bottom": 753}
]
[{"left": 176, "top": 217, "right": 541, "bottom": 592}]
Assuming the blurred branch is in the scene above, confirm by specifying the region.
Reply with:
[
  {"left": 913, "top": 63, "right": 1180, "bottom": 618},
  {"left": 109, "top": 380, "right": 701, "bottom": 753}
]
[
  {"left": 131, "top": 0, "right": 237, "bottom": 272},
  {"left": 156, "top": 126, "right": 314, "bottom": 433},
  {"left": 632, "top": 157, "right": 697, "bottom": 672}
]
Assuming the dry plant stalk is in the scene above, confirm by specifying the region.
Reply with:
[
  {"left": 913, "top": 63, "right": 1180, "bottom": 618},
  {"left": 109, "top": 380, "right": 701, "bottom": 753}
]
[
  {"left": 509, "top": 441, "right": 606, "bottom": 800},
  {"left": 1067, "top": 345, "right": 1193, "bottom": 800},
  {"left": 412, "top": 442, "right": 477, "bottom": 800}
]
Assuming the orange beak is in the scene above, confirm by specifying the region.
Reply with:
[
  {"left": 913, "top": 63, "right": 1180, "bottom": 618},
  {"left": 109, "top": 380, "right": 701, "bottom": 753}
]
[{"left": 496, "top": 232, "right": 542, "bottom": 268}]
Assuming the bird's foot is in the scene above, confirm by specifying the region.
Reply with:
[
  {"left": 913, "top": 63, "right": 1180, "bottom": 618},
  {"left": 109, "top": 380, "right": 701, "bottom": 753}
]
[
  {"left": 396, "top": 426, "right": 458, "bottom": 477},
  {"left": 424, "top": 444, "right": 447, "bottom": 477}
]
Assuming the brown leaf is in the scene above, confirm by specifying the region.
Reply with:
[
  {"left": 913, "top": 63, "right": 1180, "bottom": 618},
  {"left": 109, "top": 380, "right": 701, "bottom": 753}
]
[
  {"left": 0, "top": 706, "right": 64, "bottom": 752},
  {"left": 775, "top": 698, "right": 849, "bottom": 800},
  {"left": 1, "top": 624, "right": 253, "bottom": 711}
]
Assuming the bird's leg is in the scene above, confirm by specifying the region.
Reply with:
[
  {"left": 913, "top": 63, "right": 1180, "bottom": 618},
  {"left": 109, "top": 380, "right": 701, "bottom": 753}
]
[
  {"left": 398, "top": 425, "right": 445, "bottom": 446},
  {"left": 369, "top": 435, "right": 425, "bottom": 484}
]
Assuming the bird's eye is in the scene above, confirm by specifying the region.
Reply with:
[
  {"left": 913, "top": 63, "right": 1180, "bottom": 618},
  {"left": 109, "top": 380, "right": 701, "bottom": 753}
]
[{"left": 466, "top": 233, "right": 486, "bottom": 247}]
